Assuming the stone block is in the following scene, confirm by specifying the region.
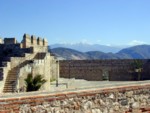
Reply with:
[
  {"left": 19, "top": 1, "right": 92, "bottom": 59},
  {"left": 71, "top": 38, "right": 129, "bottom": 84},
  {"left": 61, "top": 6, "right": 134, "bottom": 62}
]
[
  {"left": 4, "top": 38, "right": 17, "bottom": 44},
  {"left": 37, "top": 37, "right": 43, "bottom": 46},
  {"left": 43, "top": 38, "right": 48, "bottom": 46},
  {"left": 31, "top": 35, "right": 37, "bottom": 45}
]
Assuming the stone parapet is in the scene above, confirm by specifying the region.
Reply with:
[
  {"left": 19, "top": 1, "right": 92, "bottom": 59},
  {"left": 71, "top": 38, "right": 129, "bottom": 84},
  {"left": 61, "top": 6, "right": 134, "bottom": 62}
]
[
  {"left": 4, "top": 38, "right": 17, "bottom": 44},
  {"left": 23, "top": 34, "right": 31, "bottom": 48},
  {"left": 37, "top": 37, "right": 43, "bottom": 46},
  {"left": 21, "top": 34, "right": 48, "bottom": 50},
  {"left": 0, "top": 83, "right": 150, "bottom": 112},
  {"left": 31, "top": 35, "right": 37, "bottom": 46},
  {"left": 43, "top": 38, "right": 48, "bottom": 46}
]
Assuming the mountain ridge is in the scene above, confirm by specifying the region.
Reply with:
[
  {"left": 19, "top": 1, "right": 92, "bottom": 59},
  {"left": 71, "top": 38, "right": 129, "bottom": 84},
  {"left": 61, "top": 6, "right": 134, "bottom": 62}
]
[
  {"left": 50, "top": 45, "right": 150, "bottom": 60},
  {"left": 50, "top": 43, "right": 125, "bottom": 53}
]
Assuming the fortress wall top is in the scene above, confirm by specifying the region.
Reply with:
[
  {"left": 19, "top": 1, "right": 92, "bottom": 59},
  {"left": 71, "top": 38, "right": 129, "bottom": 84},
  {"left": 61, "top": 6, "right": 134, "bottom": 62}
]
[
  {"left": 31, "top": 35, "right": 37, "bottom": 46},
  {"left": 43, "top": 38, "right": 48, "bottom": 46},
  {"left": 59, "top": 60, "right": 150, "bottom": 81},
  {"left": 0, "top": 34, "right": 49, "bottom": 53},
  {"left": 22, "top": 34, "right": 48, "bottom": 49},
  {"left": 4, "top": 38, "right": 17, "bottom": 44},
  {"left": 22, "top": 34, "right": 31, "bottom": 48},
  {"left": 37, "top": 37, "right": 43, "bottom": 46}
]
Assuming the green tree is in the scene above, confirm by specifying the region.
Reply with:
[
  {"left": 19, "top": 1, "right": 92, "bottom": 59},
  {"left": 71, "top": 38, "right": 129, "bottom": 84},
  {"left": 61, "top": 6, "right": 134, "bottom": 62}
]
[
  {"left": 24, "top": 74, "right": 46, "bottom": 92},
  {"left": 132, "top": 60, "right": 143, "bottom": 81}
]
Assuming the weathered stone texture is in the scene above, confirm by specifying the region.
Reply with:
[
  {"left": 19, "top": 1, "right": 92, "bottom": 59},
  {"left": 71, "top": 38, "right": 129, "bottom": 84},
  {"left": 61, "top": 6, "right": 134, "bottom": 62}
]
[
  {"left": 0, "top": 34, "right": 58, "bottom": 93},
  {"left": 0, "top": 84, "right": 150, "bottom": 113},
  {"left": 4, "top": 38, "right": 17, "bottom": 44},
  {"left": 60, "top": 60, "right": 150, "bottom": 81}
]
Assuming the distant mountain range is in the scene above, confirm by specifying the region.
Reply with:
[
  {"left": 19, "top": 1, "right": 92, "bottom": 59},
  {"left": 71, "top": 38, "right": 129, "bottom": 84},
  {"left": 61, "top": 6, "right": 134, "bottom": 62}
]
[
  {"left": 50, "top": 45, "right": 150, "bottom": 60},
  {"left": 50, "top": 43, "right": 125, "bottom": 53}
]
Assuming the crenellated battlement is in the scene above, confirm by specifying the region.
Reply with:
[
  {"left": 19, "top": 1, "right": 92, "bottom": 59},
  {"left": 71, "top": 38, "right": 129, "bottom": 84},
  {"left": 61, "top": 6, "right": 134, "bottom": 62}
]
[
  {"left": 0, "top": 34, "right": 48, "bottom": 48},
  {"left": 0, "top": 34, "right": 56, "bottom": 93},
  {"left": 4, "top": 38, "right": 17, "bottom": 45},
  {"left": 22, "top": 33, "right": 48, "bottom": 48},
  {"left": 0, "top": 34, "right": 49, "bottom": 55}
]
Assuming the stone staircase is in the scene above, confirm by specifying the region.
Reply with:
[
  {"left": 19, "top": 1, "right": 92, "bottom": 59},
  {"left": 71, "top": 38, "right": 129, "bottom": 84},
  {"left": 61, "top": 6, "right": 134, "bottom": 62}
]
[
  {"left": 3, "top": 67, "right": 18, "bottom": 93},
  {"left": 3, "top": 60, "right": 31, "bottom": 93},
  {"left": 3, "top": 52, "right": 44, "bottom": 93}
]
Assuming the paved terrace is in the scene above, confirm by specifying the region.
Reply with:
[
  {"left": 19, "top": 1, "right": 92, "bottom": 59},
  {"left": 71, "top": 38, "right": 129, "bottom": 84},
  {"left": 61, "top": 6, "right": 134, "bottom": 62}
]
[{"left": 0, "top": 78, "right": 150, "bottom": 98}]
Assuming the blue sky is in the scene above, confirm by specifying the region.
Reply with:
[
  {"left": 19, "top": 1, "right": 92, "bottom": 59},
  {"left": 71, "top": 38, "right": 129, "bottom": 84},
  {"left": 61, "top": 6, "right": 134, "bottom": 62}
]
[{"left": 0, "top": 0, "right": 150, "bottom": 46}]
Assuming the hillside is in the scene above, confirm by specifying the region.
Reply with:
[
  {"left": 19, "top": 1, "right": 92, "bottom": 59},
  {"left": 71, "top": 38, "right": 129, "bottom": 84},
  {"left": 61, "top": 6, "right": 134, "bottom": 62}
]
[
  {"left": 50, "top": 43, "right": 123, "bottom": 53},
  {"left": 86, "top": 51, "right": 119, "bottom": 59},
  {"left": 51, "top": 47, "right": 90, "bottom": 60},
  {"left": 117, "top": 45, "right": 150, "bottom": 59},
  {"left": 50, "top": 45, "right": 150, "bottom": 60}
]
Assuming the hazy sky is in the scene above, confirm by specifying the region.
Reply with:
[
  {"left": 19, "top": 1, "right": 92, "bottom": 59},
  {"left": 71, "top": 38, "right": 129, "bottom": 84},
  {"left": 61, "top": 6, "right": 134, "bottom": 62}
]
[{"left": 0, "top": 0, "right": 150, "bottom": 46}]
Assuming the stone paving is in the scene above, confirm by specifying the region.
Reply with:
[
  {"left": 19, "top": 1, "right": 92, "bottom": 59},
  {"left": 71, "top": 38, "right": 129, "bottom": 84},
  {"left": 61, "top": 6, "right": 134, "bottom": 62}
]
[
  {"left": 50, "top": 78, "right": 150, "bottom": 91},
  {"left": 0, "top": 78, "right": 150, "bottom": 113},
  {"left": 0, "top": 78, "right": 150, "bottom": 99}
]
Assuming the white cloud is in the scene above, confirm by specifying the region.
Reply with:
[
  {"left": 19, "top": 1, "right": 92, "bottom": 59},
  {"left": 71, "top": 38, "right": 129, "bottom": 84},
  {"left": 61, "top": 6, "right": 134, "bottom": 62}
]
[
  {"left": 81, "top": 39, "right": 90, "bottom": 44},
  {"left": 128, "top": 40, "right": 147, "bottom": 46},
  {"left": 97, "top": 40, "right": 101, "bottom": 43}
]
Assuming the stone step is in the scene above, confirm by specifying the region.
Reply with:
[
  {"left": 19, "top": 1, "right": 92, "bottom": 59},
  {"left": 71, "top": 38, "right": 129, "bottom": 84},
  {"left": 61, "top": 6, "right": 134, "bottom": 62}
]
[
  {"left": 8, "top": 72, "right": 17, "bottom": 74},
  {"left": 7, "top": 73, "right": 17, "bottom": 75},
  {"left": 7, "top": 75, "right": 16, "bottom": 77},
  {"left": 5, "top": 82, "right": 16, "bottom": 84},
  {"left": 6, "top": 77, "right": 17, "bottom": 80},
  {"left": 7, "top": 75, "right": 17, "bottom": 76},
  {"left": 6, "top": 78, "right": 17, "bottom": 79},
  {"left": 8, "top": 73, "right": 17, "bottom": 76},
  {"left": 4, "top": 82, "right": 15, "bottom": 85},
  {"left": 4, "top": 86, "right": 15, "bottom": 89},
  {"left": 7, "top": 74, "right": 17, "bottom": 76}
]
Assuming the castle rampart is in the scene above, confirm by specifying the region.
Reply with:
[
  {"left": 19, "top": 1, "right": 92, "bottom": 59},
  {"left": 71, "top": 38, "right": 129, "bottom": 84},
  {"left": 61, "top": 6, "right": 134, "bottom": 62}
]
[
  {"left": 21, "top": 34, "right": 48, "bottom": 52},
  {"left": 37, "top": 37, "right": 43, "bottom": 46},
  {"left": 60, "top": 60, "right": 150, "bottom": 81},
  {"left": 4, "top": 38, "right": 17, "bottom": 45},
  {"left": 22, "top": 34, "right": 31, "bottom": 48},
  {"left": 0, "top": 34, "right": 58, "bottom": 93},
  {"left": 0, "top": 82, "right": 150, "bottom": 112},
  {"left": 43, "top": 38, "right": 48, "bottom": 46},
  {"left": 31, "top": 35, "right": 37, "bottom": 46}
]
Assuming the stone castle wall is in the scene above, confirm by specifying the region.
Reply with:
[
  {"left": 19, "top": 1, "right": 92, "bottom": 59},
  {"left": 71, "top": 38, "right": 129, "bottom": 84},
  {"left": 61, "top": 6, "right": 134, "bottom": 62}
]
[
  {"left": 0, "top": 83, "right": 150, "bottom": 112},
  {"left": 17, "top": 53, "right": 52, "bottom": 91},
  {"left": 0, "top": 34, "right": 48, "bottom": 55},
  {"left": 60, "top": 60, "right": 150, "bottom": 81},
  {"left": 0, "top": 34, "right": 58, "bottom": 93},
  {"left": 22, "top": 34, "right": 48, "bottom": 48},
  {"left": 4, "top": 38, "right": 17, "bottom": 44}
]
